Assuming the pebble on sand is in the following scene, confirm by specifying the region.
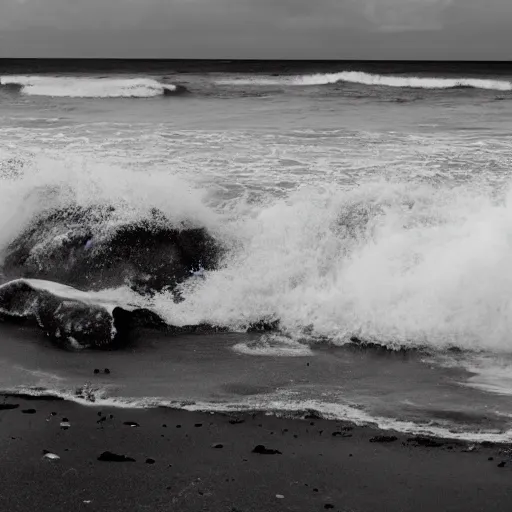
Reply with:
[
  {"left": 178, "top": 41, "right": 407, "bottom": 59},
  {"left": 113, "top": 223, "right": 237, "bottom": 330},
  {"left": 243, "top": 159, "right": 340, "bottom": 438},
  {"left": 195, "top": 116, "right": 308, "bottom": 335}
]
[
  {"left": 332, "top": 432, "right": 352, "bottom": 438},
  {"left": 97, "top": 451, "right": 135, "bottom": 462},
  {"left": 370, "top": 435, "right": 398, "bottom": 443},
  {"left": 0, "top": 404, "right": 19, "bottom": 410},
  {"left": 252, "top": 445, "right": 282, "bottom": 455},
  {"left": 42, "top": 451, "right": 60, "bottom": 461},
  {"left": 123, "top": 421, "right": 140, "bottom": 428}
]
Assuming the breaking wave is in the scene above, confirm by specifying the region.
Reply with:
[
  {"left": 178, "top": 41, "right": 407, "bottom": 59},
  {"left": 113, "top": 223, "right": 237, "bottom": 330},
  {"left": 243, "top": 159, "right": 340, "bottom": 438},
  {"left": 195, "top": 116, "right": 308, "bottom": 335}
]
[
  {"left": 219, "top": 71, "right": 512, "bottom": 91},
  {"left": 3, "top": 154, "right": 512, "bottom": 352},
  {"left": 0, "top": 76, "right": 184, "bottom": 98}
]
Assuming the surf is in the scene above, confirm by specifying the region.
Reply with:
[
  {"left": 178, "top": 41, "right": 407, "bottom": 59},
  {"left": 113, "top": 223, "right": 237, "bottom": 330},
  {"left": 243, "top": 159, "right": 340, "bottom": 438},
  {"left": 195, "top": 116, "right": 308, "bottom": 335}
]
[
  {"left": 218, "top": 71, "right": 512, "bottom": 91},
  {"left": 3, "top": 152, "right": 512, "bottom": 353},
  {"left": 0, "top": 76, "right": 185, "bottom": 98}
]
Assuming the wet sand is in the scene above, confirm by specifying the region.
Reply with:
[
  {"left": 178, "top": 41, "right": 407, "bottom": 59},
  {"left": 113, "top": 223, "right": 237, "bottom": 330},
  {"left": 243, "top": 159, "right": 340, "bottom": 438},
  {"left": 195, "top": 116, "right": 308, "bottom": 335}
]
[{"left": 1, "top": 394, "right": 511, "bottom": 512}]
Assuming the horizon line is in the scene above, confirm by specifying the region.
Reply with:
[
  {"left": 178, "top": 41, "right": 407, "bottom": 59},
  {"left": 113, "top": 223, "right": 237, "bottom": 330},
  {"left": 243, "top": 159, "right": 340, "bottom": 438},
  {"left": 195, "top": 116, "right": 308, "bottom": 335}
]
[{"left": 0, "top": 57, "right": 511, "bottom": 63}]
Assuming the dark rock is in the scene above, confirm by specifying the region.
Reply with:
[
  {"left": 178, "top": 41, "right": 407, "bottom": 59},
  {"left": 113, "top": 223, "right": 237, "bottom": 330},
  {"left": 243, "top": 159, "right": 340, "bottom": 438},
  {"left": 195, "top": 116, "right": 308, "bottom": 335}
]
[
  {"left": 252, "top": 445, "right": 282, "bottom": 455},
  {"left": 194, "top": 423, "right": 203, "bottom": 428},
  {"left": 313, "top": 488, "right": 319, "bottom": 493},
  {"left": 324, "top": 504, "right": 334, "bottom": 510},
  {"left": 0, "top": 404, "right": 19, "bottom": 411},
  {"left": 247, "top": 319, "right": 280, "bottom": 333},
  {"left": 62, "top": 417, "right": 69, "bottom": 422},
  {"left": 5, "top": 392, "right": 63, "bottom": 402},
  {"left": 22, "top": 409, "right": 36, "bottom": 414},
  {"left": 407, "top": 436, "right": 443, "bottom": 448},
  {"left": 162, "top": 424, "right": 167, "bottom": 428},
  {"left": 176, "top": 425, "right": 181, "bottom": 428},
  {"left": 94, "top": 369, "right": 100, "bottom": 374},
  {"left": 123, "top": 421, "right": 140, "bottom": 428},
  {"left": 488, "top": 457, "right": 494, "bottom": 461},
  {"left": 145, "top": 458, "right": 156, "bottom": 464},
  {"left": 104, "top": 368, "right": 110, "bottom": 374},
  {"left": 97, "top": 451, "right": 135, "bottom": 462},
  {"left": 370, "top": 435, "right": 398, "bottom": 443},
  {"left": 2, "top": 206, "right": 221, "bottom": 298},
  {"left": 332, "top": 432, "right": 352, "bottom": 438},
  {"left": 304, "top": 410, "right": 322, "bottom": 420},
  {"left": 0, "top": 279, "right": 121, "bottom": 349},
  {"left": 229, "top": 418, "right": 245, "bottom": 425},
  {"left": 498, "top": 461, "right": 506, "bottom": 468},
  {"left": 212, "top": 443, "right": 224, "bottom": 449}
]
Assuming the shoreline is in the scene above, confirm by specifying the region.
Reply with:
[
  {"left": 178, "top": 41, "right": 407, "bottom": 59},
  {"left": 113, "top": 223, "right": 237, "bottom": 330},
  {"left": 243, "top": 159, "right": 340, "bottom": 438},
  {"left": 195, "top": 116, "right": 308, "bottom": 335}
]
[
  {"left": 1, "top": 394, "right": 512, "bottom": 511},
  {"left": 3, "top": 385, "right": 512, "bottom": 445}
]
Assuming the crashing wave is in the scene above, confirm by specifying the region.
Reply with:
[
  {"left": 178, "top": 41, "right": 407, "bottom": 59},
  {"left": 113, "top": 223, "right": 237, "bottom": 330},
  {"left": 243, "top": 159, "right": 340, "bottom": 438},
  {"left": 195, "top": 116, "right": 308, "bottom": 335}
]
[
  {"left": 218, "top": 71, "right": 512, "bottom": 91},
  {"left": 0, "top": 76, "right": 186, "bottom": 98}
]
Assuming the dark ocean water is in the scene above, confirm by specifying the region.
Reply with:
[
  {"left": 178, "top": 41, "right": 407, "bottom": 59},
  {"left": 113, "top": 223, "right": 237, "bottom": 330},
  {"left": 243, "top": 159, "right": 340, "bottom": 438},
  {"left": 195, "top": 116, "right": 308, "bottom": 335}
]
[{"left": 1, "top": 60, "right": 512, "bottom": 440}]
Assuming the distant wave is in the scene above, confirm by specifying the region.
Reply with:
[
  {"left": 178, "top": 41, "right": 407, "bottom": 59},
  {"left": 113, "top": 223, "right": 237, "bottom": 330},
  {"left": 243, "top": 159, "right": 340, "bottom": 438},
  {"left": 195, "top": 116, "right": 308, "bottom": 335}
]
[
  {"left": 218, "top": 71, "right": 512, "bottom": 91},
  {"left": 0, "top": 76, "right": 185, "bottom": 98}
]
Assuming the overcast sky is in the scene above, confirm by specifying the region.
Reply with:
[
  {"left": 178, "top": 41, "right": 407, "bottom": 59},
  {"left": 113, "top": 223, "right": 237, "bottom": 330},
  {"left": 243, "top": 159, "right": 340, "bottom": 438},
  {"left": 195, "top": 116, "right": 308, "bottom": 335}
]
[{"left": 0, "top": 0, "right": 510, "bottom": 60}]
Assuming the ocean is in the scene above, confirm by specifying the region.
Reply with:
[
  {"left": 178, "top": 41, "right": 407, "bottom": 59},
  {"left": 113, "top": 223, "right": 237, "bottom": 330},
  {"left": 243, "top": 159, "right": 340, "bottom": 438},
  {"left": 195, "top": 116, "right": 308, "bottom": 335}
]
[{"left": 1, "top": 59, "right": 512, "bottom": 442}]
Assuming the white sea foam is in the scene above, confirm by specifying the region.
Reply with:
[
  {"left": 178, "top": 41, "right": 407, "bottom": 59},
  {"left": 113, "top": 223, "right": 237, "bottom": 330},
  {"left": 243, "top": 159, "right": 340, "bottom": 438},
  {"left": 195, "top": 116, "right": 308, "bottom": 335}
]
[
  {"left": 232, "top": 334, "right": 313, "bottom": 357},
  {"left": 6, "top": 387, "right": 510, "bottom": 442},
  {"left": 183, "top": 399, "right": 512, "bottom": 443},
  {"left": 4, "top": 151, "right": 512, "bottom": 353},
  {"left": 0, "top": 76, "right": 177, "bottom": 98},
  {"left": 154, "top": 181, "right": 512, "bottom": 353},
  {"left": 3, "top": 278, "right": 144, "bottom": 315},
  {"left": 0, "top": 151, "right": 219, "bottom": 257},
  {"left": 218, "top": 71, "right": 512, "bottom": 91}
]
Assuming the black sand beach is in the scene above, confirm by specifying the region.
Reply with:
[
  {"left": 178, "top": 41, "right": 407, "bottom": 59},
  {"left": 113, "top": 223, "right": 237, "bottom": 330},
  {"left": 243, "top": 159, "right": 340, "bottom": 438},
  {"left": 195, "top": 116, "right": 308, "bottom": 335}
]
[{"left": 1, "top": 394, "right": 511, "bottom": 512}]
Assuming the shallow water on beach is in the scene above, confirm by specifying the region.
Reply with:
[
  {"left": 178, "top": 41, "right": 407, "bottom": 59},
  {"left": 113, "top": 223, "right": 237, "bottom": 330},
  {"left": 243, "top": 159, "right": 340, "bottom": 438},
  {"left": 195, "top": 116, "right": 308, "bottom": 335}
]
[{"left": 1, "top": 324, "right": 512, "bottom": 441}]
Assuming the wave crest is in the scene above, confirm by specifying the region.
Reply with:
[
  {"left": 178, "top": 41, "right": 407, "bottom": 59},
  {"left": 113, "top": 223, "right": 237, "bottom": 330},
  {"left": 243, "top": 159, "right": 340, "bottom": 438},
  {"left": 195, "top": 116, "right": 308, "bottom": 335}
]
[
  {"left": 0, "top": 76, "right": 183, "bottom": 98},
  {"left": 219, "top": 71, "right": 512, "bottom": 91}
]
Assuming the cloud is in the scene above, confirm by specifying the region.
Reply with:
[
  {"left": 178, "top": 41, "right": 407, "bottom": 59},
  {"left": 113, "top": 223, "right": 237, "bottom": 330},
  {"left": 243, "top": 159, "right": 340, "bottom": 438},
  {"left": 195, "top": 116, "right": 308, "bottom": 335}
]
[
  {"left": 0, "top": 0, "right": 511, "bottom": 59},
  {"left": 358, "top": 0, "right": 453, "bottom": 32}
]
